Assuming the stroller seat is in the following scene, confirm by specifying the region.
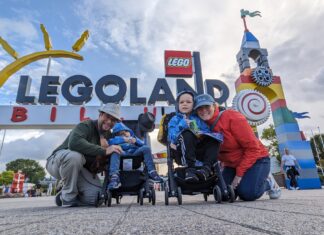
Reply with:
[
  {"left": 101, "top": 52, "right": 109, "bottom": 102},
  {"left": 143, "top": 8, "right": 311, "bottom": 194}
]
[
  {"left": 164, "top": 144, "right": 236, "bottom": 205},
  {"left": 174, "top": 167, "right": 219, "bottom": 194}
]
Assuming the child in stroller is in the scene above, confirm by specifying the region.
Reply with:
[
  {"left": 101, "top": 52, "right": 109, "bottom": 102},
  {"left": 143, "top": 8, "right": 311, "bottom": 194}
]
[
  {"left": 107, "top": 122, "right": 163, "bottom": 190},
  {"left": 164, "top": 91, "right": 235, "bottom": 205},
  {"left": 101, "top": 113, "right": 162, "bottom": 206}
]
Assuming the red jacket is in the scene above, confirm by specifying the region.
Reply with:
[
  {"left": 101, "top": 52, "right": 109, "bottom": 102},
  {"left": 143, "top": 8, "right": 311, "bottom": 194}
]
[{"left": 206, "top": 106, "right": 269, "bottom": 177}]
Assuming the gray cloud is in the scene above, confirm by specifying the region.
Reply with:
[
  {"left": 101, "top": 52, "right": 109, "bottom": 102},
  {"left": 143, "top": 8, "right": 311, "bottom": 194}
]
[{"left": 0, "top": 130, "right": 69, "bottom": 164}]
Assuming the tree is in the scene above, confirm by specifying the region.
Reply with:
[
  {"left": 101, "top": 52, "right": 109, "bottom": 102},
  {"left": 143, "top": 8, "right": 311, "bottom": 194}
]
[
  {"left": 6, "top": 159, "right": 45, "bottom": 184},
  {"left": 0, "top": 170, "right": 14, "bottom": 185},
  {"left": 310, "top": 134, "right": 324, "bottom": 173},
  {"left": 261, "top": 124, "right": 280, "bottom": 163}
]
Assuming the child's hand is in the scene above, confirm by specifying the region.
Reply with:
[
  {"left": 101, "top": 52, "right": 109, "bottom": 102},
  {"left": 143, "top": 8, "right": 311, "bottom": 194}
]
[
  {"left": 123, "top": 137, "right": 132, "bottom": 143},
  {"left": 130, "top": 137, "right": 136, "bottom": 144},
  {"left": 231, "top": 175, "right": 242, "bottom": 189}
]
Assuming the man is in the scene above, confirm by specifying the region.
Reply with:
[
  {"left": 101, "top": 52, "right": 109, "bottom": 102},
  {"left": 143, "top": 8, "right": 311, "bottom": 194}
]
[
  {"left": 281, "top": 148, "right": 301, "bottom": 190},
  {"left": 46, "top": 104, "right": 122, "bottom": 207}
]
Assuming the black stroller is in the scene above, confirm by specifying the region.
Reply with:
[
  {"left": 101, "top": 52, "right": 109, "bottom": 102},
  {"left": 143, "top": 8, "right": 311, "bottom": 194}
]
[
  {"left": 164, "top": 142, "right": 236, "bottom": 205},
  {"left": 95, "top": 114, "right": 157, "bottom": 207},
  {"left": 102, "top": 154, "right": 156, "bottom": 207}
]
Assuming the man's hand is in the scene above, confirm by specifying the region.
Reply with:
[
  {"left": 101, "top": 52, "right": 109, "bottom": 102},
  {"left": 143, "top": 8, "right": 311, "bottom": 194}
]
[
  {"left": 231, "top": 176, "right": 242, "bottom": 189},
  {"left": 170, "top": 143, "right": 177, "bottom": 150},
  {"left": 106, "top": 145, "right": 122, "bottom": 155}
]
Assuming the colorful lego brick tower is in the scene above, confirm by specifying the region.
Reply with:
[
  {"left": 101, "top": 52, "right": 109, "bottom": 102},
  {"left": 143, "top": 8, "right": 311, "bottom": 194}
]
[{"left": 234, "top": 12, "right": 321, "bottom": 189}]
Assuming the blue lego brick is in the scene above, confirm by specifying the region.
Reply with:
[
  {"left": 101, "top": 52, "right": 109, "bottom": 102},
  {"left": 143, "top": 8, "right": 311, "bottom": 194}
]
[
  {"left": 279, "top": 141, "right": 312, "bottom": 151},
  {"left": 297, "top": 159, "right": 317, "bottom": 169},
  {"left": 285, "top": 178, "right": 321, "bottom": 189},
  {"left": 275, "top": 123, "right": 300, "bottom": 135}
]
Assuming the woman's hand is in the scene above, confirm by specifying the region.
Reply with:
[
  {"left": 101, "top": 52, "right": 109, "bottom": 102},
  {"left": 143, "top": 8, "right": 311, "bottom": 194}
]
[
  {"left": 106, "top": 145, "right": 122, "bottom": 155},
  {"left": 185, "top": 119, "right": 191, "bottom": 127},
  {"left": 170, "top": 143, "right": 177, "bottom": 150},
  {"left": 231, "top": 176, "right": 242, "bottom": 189}
]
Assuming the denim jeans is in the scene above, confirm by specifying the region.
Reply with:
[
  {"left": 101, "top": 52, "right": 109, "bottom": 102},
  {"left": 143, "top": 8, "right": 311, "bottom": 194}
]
[
  {"left": 108, "top": 145, "right": 156, "bottom": 176},
  {"left": 222, "top": 157, "right": 270, "bottom": 201}
]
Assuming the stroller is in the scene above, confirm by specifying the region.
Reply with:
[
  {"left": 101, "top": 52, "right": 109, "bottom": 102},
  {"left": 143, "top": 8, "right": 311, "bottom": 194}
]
[
  {"left": 95, "top": 117, "right": 156, "bottom": 207},
  {"left": 164, "top": 142, "right": 236, "bottom": 205}
]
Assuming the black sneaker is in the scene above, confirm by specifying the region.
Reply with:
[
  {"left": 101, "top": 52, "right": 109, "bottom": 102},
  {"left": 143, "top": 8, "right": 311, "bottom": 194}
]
[
  {"left": 149, "top": 170, "right": 164, "bottom": 183},
  {"left": 55, "top": 191, "right": 62, "bottom": 207},
  {"left": 185, "top": 168, "right": 199, "bottom": 183},
  {"left": 61, "top": 197, "right": 80, "bottom": 208},
  {"left": 195, "top": 167, "right": 211, "bottom": 181}
]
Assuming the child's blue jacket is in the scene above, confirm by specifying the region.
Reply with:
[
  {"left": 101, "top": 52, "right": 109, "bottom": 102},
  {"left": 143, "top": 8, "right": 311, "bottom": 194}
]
[
  {"left": 167, "top": 113, "right": 211, "bottom": 144},
  {"left": 108, "top": 123, "right": 144, "bottom": 153}
]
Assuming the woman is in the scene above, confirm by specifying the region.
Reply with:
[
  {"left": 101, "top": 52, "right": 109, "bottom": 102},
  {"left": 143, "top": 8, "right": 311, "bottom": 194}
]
[
  {"left": 168, "top": 90, "right": 223, "bottom": 182},
  {"left": 194, "top": 94, "right": 281, "bottom": 201}
]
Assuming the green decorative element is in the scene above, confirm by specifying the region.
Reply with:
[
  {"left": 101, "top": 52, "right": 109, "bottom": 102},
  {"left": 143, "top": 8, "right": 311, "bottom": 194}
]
[
  {"left": 240, "top": 9, "right": 262, "bottom": 18},
  {"left": 189, "top": 120, "right": 199, "bottom": 133},
  {"left": 272, "top": 107, "right": 297, "bottom": 127}
]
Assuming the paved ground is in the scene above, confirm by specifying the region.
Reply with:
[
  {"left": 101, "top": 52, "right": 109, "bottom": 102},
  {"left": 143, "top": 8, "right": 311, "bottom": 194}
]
[{"left": 0, "top": 188, "right": 323, "bottom": 235}]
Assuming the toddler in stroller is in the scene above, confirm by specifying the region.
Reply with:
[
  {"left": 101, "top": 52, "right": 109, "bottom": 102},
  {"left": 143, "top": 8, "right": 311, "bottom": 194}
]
[
  {"left": 164, "top": 91, "right": 235, "bottom": 205},
  {"left": 101, "top": 113, "right": 162, "bottom": 206}
]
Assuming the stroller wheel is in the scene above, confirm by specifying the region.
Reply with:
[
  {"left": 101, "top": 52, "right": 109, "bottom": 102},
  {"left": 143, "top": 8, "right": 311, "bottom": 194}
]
[
  {"left": 151, "top": 189, "right": 156, "bottom": 205},
  {"left": 164, "top": 183, "right": 169, "bottom": 206},
  {"left": 213, "top": 185, "right": 222, "bottom": 203},
  {"left": 227, "top": 185, "right": 236, "bottom": 203},
  {"left": 203, "top": 193, "right": 208, "bottom": 202},
  {"left": 139, "top": 188, "right": 144, "bottom": 206},
  {"left": 177, "top": 187, "right": 182, "bottom": 205},
  {"left": 106, "top": 190, "right": 112, "bottom": 207}
]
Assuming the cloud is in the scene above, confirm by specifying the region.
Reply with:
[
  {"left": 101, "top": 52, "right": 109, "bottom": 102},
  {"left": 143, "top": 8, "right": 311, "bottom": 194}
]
[
  {"left": 0, "top": 18, "right": 38, "bottom": 42},
  {"left": 2, "top": 130, "right": 44, "bottom": 143},
  {"left": 0, "top": 130, "right": 69, "bottom": 164}
]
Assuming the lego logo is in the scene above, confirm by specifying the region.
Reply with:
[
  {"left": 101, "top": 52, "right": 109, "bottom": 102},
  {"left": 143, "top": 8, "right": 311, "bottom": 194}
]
[{"left": 167, "top": 57, "right": 191, "bottom": 67}]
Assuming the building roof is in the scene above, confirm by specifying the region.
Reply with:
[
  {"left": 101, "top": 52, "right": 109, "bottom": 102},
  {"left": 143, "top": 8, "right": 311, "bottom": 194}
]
[{"left": 241, "top": 31, "right": 260, "bottom": 49}]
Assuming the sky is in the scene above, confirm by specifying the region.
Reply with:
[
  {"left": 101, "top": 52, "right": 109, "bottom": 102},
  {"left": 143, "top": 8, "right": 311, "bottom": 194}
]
[{"left": 1, "top": 0, "right": 324, "bottom": 172}]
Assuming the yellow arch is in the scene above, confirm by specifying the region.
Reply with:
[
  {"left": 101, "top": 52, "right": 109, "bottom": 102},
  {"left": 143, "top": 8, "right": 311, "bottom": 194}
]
[{"left": 0, "top": 50, "right": 83, "bottom": 88}]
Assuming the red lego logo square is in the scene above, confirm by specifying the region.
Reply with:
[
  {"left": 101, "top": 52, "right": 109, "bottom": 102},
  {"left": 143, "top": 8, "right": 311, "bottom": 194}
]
[{"left": 165, "top": 51, "right": 193, "bottom": 77}]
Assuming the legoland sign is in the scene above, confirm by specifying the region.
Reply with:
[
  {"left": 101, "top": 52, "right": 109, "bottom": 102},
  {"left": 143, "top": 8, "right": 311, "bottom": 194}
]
[{"left": 0, "top": 50, "right": 229, "bottom": 129}]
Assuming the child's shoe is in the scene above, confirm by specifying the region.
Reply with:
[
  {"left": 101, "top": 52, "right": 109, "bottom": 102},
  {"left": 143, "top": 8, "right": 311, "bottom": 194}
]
[
  {"left": 185, "top": 168, "right": 199, "bottom": 183},
  {"left": 195, "top": 166, "right": 211, "bottom": 181},
  {"left": 108, "top": 174, "right": 121, "bottom": 190},
  {"left": 149, "top": 170, "right": 164, "bottom": 183}
]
